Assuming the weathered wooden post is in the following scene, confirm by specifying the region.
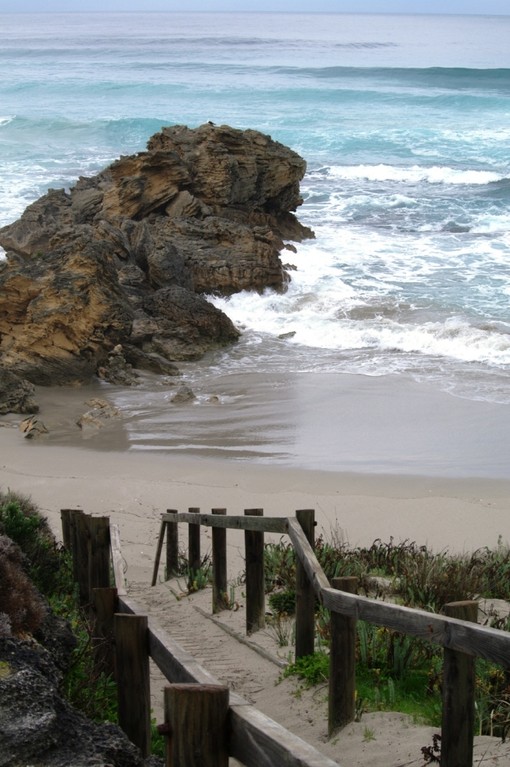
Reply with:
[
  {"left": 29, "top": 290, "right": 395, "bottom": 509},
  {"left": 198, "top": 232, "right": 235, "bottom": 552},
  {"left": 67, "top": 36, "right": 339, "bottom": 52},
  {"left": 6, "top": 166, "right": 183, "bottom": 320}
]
[
  {"left": 75, "top": 511, "right": 91, "bottom": 605},
  {"left": 212, "top": 508, "right": 228, "bottom": 613},
  {"left": 244, "top": 508, "right": 265, "bottom": 635},
  {"left": 188, "top": 507, "right": 201, "bottom": 590},
  {"left": 164, "top": 684, "right": 229, "bottom": 767},
  {"left": 60, "top": 508, "right": 79, "bottom": 551},
  {"left": 295, "top": 509, "right": 316, "bottom": 659},
  {"left": 328, "top": 576, "right": 359, "bottom": 735},
  {"left": 114, "top": 614, "right": 151, "bottom": 758},
  {"left": 151, "top": 517, "right": 167, "bottom": 586},
  {"left": 92, "top": 586, "right": 117, "bottom": 677},
  {"left": 440, "top": 600, "right": 478, "bottom": 767},
  {"left": 86, "top": 515, "right": 111, "bottom": 594},
  {"left": 166, "top": 509, "right": 179, "bottom": 580},
  {"left": 62, "top": 508, "right": 84, "bottom": 588}
]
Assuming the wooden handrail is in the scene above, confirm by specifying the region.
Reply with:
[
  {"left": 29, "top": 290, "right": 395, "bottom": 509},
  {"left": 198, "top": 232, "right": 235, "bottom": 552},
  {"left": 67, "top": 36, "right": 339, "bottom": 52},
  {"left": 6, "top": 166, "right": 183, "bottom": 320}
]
[
  {"left": 322, "top": 587, "right": 510, "bottom": 667},
  {"left": 94, "top": 506, "right": 510, "bottom": 767},
  {"left": 161, "top": 511, "right": 288, "bottom": 533},
  {"left": 153, "top": 510, "right": 510, "bottom": 667}
]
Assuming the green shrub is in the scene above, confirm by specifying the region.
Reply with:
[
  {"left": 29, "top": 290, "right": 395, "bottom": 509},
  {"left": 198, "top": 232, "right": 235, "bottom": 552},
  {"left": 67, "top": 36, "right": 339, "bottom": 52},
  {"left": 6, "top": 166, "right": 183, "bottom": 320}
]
[
  {"left": 269, "top": 590, "right": 296, "bottom": 615},
  {"left": 282, "top": 652, "right": 329, "bottom": 687},
  {"left": 0, "top": 491, "right": 66, "bottom": 596}
]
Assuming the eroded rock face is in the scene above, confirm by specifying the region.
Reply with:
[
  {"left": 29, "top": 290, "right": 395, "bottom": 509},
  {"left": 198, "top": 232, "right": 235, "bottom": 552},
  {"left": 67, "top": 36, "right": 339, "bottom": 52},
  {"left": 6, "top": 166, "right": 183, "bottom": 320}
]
[
  {"left": 0, "top": 637, "right": 153, "bottom": 767},
  {"left": 0, "top": 123, "right": 313, "bottom": 387},
  {"left": 0, "top": 369, "right": 39, "bottom": 414}
]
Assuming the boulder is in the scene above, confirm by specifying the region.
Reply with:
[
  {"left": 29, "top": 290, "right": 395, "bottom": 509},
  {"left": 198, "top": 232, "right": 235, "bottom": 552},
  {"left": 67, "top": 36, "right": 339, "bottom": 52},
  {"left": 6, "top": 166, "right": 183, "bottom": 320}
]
[
  {"left": 0, "top": 369, "right": 39, "bottom": 414},
  {"left": 0, "top": 123, "right": 313, "bottom": 386},
  {"left": 76, "top": 398, "right": 121, "bottom": 432},
  {"left": 0, "top": 637, "right": 153, "bottom": 767}
]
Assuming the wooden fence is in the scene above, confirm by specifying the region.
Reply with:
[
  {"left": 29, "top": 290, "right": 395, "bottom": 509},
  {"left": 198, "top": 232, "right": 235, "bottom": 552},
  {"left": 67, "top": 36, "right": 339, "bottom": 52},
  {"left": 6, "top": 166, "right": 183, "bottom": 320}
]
[{"left": 61, "top": 507, "right": 510, "bottom": 767}]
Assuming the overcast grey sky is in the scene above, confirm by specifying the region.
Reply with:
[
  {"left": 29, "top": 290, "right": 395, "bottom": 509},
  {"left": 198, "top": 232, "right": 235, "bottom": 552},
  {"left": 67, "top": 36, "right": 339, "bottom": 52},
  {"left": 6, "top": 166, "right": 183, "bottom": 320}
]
[{"left": 1, "top": 1, "right": 510, "bottom": 14}]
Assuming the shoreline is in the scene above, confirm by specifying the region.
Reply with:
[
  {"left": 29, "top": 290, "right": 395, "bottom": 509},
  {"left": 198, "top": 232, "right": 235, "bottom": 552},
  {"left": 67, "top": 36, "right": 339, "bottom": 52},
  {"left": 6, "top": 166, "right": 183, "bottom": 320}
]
[
  {"left": 2, "top": 425, "right": 510, "bottom": 567},
  {"left": 2, "top": 371, "right": 510, "bottom": 580},
  {"left": 22, "top": 369, "right": 510, "bottom": 479}
]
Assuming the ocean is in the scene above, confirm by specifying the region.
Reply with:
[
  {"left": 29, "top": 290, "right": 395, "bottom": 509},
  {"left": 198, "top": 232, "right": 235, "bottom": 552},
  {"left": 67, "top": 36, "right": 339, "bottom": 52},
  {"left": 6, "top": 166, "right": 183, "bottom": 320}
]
[{"left": 2, "top": 12, "right": 510, "bottom": 475}]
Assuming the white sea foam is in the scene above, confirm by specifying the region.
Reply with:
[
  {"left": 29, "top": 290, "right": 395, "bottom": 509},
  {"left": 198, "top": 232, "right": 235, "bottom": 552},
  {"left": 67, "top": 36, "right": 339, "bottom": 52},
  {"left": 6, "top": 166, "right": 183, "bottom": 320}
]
[
  {"left": 2, "top": 11, "right": 510, "bottom": 408},
  {"left": 325, "top": 164, "right": 503, "bottom": 186}
]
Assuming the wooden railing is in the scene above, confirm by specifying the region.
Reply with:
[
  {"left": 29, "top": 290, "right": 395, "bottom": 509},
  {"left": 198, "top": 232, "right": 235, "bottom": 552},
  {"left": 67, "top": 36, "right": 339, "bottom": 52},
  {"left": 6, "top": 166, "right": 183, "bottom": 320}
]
[
  {"left": 60, "top": 508, "right": 341, "bottom": 767},
  {"left": 61, "top": 507, "right": 510, "bottom": 767}
]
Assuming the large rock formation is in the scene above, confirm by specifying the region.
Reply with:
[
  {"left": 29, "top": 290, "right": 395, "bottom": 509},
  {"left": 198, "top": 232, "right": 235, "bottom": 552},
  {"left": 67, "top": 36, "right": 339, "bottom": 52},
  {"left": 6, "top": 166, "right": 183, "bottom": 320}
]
[{"left": 0, "top": 124, "right": 313, "bottom": 393}]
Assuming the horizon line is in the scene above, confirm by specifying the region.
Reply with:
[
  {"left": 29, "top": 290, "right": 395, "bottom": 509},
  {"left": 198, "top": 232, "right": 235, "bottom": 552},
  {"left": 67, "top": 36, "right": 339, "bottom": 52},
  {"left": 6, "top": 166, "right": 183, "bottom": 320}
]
[{"left": 1, "top": 9, "right": 510, "bottom": 15}]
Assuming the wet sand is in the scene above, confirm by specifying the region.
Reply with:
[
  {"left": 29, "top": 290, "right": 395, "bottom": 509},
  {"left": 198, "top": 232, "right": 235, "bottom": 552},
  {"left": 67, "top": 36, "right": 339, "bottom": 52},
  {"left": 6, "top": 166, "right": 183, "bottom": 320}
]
[{"left": 1, "top": 372, "right": 510, "bottom": 568}]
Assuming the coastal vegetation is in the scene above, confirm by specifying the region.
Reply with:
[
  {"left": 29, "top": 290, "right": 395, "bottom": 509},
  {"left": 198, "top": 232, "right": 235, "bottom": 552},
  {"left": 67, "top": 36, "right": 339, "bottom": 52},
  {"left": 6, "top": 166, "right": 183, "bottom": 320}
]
[
  {"left": 263, "top": 533, "right": 510, "bottom": 739},
  {"left": 0, "top": 490, "right": 166, "bottom": 760}
]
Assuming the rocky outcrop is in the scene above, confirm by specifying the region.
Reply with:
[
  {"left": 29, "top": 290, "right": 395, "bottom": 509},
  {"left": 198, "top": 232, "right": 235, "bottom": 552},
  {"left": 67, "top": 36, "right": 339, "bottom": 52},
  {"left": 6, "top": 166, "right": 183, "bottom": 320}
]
[
  {"left": 0, "top": 123, "right": 313, "bottom": 391},
  {"left": 0, "top": 526, "right": 159, "bottom": 767},
  {"left": 0, "top": 369, "right": 38, "bottom": 414},
  {"left": 0, "top": 636, "right": 156, "bottom": 767}
]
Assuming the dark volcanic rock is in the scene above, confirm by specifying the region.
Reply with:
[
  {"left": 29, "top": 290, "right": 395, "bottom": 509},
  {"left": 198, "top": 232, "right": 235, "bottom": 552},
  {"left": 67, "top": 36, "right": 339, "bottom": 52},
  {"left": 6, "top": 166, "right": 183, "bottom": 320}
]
[{"left": 0, "top": 123, "right": 312, "bottom": 386}]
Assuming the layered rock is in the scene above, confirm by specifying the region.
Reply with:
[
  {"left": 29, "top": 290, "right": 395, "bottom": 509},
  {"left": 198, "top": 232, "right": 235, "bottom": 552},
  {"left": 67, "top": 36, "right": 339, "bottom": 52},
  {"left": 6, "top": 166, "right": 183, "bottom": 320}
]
[{"left": 0, "top": 123, "right": 313, "bottom": 394}]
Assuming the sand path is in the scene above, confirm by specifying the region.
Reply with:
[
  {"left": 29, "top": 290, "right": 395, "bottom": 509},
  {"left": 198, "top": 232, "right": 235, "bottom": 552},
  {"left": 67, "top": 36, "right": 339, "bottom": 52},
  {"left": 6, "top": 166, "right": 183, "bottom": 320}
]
[{"left": 128, "top": 575, "right": 510, "bottom": 767}]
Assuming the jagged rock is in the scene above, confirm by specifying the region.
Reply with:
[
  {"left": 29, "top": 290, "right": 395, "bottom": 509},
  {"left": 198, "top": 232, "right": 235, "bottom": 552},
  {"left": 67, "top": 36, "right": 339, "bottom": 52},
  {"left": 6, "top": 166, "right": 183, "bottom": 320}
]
[
  {"left": 142, "top": 285, "right": 240, "bottom": 361},
  {"left": 171, "top": 384, "right": 196, "bottom": 404},
  {"left": 0, "top": 123, "right": 313, "bottom": 386},
  {"left": 122, "top": 346, "right": 180, "bottom": 377},
  {"left": 19, "top": 416, "right": 49, "bottom": 439},
  {"left": 76, "top": 398, "right": 121, "bottom": 431},
  {"left": 0, "top": 369, "right": 39, "bottom": 415},
  {"left": 0, "top": 638, "right": 152, "bottom": 767},
  {"left": 97, "top": 345, "right": 139, "bottom": 385},
  {"left": 0, "top": 237, "right": 134, "bottom": 385}
]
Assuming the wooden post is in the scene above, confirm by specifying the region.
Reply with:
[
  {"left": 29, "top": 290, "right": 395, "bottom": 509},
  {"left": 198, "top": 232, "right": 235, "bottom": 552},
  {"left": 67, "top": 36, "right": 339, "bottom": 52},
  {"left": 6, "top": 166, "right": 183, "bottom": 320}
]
[
  {"left": 86, "top": 515, "right": 111, "bottom": 594},
  {"left": 295, "top": 509, "right": 316, "bottom": 659},
  {"left": 188, "top": 507, "right": 201, "bottom": 591},
  {"left": 244, "top": 509, "right": 265, "bottom": 635},
  {"left": 152, "top": 517, "right": 167, "bottom": 586},
  {"left": 328, "top": 576, "right": 359, "bottom": 735},
  {"left": 166, "top": 509, "right": 179, "bottom": 580},
  {"left": 75, "top": 511, "right": 91, "bottom": 605},
  {"left": 114, "top": 614, "right": 151, "bottom": 758},
  {"left": 164, "top": 684, "right": 229, "bottom": 767},
  {"left": 92, "top": 586, "right": 117, "bottom": 677},
  {"left": 440, "top": 600, "right": 478, "bottom": 767},
  {"left": 60, "top": 508, "right": 79, "bottom": 550},
  {"left": 64, "top": 509, "right": 83, "bottom": 585},
  {"left": 212, "top": 508, "right": 228, "bottom": 613}
]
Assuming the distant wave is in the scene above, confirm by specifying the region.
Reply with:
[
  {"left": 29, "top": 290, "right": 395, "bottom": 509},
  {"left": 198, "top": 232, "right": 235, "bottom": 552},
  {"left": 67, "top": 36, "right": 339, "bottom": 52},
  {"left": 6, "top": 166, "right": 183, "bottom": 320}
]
[
  {"left": 273, "top": 65, "right": 510, "bottom": 91},
  {"left": 0, "top": 114, "right": 164, "bottom": 144},
  {"left": 323, "top": 164, "right": 505, "bottom": 186}
]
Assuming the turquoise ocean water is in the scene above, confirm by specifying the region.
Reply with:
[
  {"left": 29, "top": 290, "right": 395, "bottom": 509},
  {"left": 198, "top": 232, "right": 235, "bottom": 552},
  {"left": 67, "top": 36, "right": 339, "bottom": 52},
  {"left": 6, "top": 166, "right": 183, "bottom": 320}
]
[{"left": 1, "top": 12, "right": 510, "bottom": 473}]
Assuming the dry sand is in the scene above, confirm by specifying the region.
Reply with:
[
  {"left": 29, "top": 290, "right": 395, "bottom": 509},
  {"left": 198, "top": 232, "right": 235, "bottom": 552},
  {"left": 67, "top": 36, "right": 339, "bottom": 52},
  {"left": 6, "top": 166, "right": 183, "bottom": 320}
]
[{"left": 2, "top": 383, "right": 510, "bottom": 766}]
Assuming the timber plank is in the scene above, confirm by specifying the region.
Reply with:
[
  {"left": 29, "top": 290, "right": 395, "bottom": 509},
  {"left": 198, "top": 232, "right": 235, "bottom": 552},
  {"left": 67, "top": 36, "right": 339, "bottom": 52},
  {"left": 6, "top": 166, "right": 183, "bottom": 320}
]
[{"left": 322, "top": 588, "right": 510, "bottom": 666}]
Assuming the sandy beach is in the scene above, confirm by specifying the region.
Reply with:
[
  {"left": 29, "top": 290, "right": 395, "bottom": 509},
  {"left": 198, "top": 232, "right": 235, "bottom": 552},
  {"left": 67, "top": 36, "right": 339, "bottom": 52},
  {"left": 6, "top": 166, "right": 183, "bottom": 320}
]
[{"left": 2, "top": 377, "right": 510, "bottom": 765}]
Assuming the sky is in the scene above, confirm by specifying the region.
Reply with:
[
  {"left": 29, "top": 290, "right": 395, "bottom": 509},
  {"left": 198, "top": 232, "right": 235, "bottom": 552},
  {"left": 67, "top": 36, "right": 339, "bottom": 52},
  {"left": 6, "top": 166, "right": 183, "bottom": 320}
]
[{"left": 1, "top": 0, "right": 509, "bottom": 13}]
